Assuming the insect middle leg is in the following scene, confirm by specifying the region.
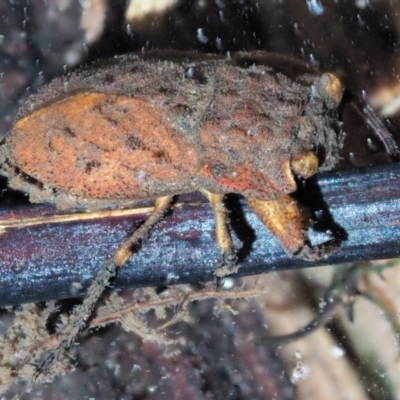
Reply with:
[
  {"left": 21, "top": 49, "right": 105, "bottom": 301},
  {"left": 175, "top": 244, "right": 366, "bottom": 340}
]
[
  {"left": 247, "top": 195, "right": 340, "bottom": 260},
  {"left": 201, "top": 189, "right": 238, "bottom": 277},
  {"left": 36, "top": 195, "right": 174, "bottom": 375}
]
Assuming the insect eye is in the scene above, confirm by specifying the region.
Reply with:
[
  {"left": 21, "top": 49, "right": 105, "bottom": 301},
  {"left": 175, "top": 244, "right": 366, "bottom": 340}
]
[
  {"left": 314, "top": 73, "right": 344, "bottom": 108},
  {"left": 290, "top": 151, "right": 319, "bottom": 179}
]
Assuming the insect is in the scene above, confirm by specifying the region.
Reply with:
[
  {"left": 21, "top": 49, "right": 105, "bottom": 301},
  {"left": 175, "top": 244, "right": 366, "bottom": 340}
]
[{"left": 0, "top": 51, "right": 344, "bottom": 372}]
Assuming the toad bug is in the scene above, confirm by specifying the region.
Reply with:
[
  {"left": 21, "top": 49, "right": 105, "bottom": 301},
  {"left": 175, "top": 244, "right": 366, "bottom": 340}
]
[{"left": 0, "top": 51, "right": 344, "bottom": 372}]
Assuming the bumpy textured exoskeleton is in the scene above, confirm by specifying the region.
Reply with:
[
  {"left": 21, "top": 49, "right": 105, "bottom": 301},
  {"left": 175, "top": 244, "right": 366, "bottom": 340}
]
[{"left": 0, "top": 51, "right": 344, "bottom": 373}]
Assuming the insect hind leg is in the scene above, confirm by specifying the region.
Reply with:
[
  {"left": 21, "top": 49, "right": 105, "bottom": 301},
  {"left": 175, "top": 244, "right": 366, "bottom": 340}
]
[{"left": 35, "top": 195, "right": 174, "bottom": 377}]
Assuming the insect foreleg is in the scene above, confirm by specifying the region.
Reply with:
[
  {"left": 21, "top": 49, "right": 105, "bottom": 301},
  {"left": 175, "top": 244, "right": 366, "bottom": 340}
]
[
  {"left": 201, "top": 189, "right": 238, "bottom": 277},
  {"left": 247, "top": 195, "right": 340, "bottom": 261}
]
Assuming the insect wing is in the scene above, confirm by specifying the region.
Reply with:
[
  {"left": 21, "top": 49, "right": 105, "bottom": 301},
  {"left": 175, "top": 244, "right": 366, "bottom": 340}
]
[{"left": 4, "top": 92, "right": 198, "bottom": 201}]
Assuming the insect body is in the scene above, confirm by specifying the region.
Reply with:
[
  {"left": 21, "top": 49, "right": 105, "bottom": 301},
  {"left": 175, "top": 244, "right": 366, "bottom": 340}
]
[
  {"left": 0, "top": 52, "right": 343, "bottom": 255},
  {"left": 0, "top": 51, "right": 344, "bottom": 371}
]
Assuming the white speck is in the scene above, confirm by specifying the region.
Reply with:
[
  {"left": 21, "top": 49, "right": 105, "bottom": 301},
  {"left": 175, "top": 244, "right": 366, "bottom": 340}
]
[
  {"left": 293, "top": 22, "right": 301, "bottom": 36},
  {"left": 314, "top": 209, "right": 323, "bottom": 219},
  {"left": 367, "top": 137, "right": 378, "bottom": 151},
  {"left": 148, "top": 385, "right": 158, "bottom": 393},
  {"left": 187, "top": 67, "right": 194, "bottom": 78},
  {"left": 219, "top": 10, "right": 226, "bottom": 24},
  {"left": 137, "top": 170, "right": 146, "bottom": 180},
  {"left": 37, "top": 71, "right": 44, "bottom": 86},
  {"left": 362, "top": 89, "right": 369, "bottom": 102},
  {"left": 70, "top": 281, "right": 83, "bottom": 296},
  {"left": 306, "top": 0, "right": 324, "bottom": 16},
  {"left": 330, "top": 345, "right": 345, "bottom": 358},
  {"left": 355, "top": 0, "right": 369, "bottom": 9},
  {"left": 132, "top": 364, "right": 142, "bottom": 371},
  {"left": 222, "top": 277, "right": 235, "bottom": 289},
  {"left": 291, "top": 361, "right": 310, "bottom": 383},
  {"left": 319, "top": 298, "right": 327, "bottom": 310},
  {"left": 126, "top": 24, "right": 132, "bottom": 36},
  {"left": 309, "top": 53, "right": 319, "bottom": 67},
  {"left": 216, "top": 37, "right": 223, "bottom": 51},
  {"left": 197, "top": 28, "right": 208, "bottom": 44},
  {"left": 64, "top": 48, "right": 82, "bottom": 66},
  {"left": 311, "top": 84, "right": 318, "bottom": 99},
  {"left": 165, "top": 272, "right": 180, "bottom": 284}
]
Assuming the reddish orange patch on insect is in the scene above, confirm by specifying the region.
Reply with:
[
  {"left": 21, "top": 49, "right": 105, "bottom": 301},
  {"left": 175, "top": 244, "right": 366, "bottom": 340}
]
[{"left": 11, "top": 92, "right": 198, "bottom": 200}]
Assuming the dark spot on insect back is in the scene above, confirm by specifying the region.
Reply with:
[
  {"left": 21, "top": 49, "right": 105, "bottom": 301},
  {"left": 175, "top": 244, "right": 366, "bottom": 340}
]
[
  {"left": 157, "top": 87, "right": 171, "bottom": 96},
  {"left": 129, "top": 65, "right": 140, "bottom": 75},
  {"left": 85, "top": 160, "right": 101, "bottom": 173},
  {"left": 125, "top": 134, "right": 147, "bottom": 151},
  {"left": 104, "top": 115, "right": 118, "bottom": 127},
  {"left": 14, "top": 166, "right": 37, "bottom": 185},
  {"left": 63, "top": 126, "right": 76, "bottom": 137},
  {"left": 91, "top": 102, "right": 103, "bottom": 113},
  {"left": 228, "top": 148, "right": 241, "bottom": 163},
  {"left": 153, "top": 151, "right": 169, "bottom": 162},
  {"left": 102, "top": 73, "right": 116, "bottom": 85},
  {"left": 169, "top": 104, "right": 193, "bottom": 119},
  {"left": 211, "top": 161, "right": 228, "bottom": 178}
]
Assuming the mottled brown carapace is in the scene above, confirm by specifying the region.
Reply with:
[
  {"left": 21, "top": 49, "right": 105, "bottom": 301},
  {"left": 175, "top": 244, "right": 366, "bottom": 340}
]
[
  {"left": 0, "top": 52, "right": 342, "bottom": 211},
  {"left": 0, "top": 52, "right": 344, "bottom": 372}
]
